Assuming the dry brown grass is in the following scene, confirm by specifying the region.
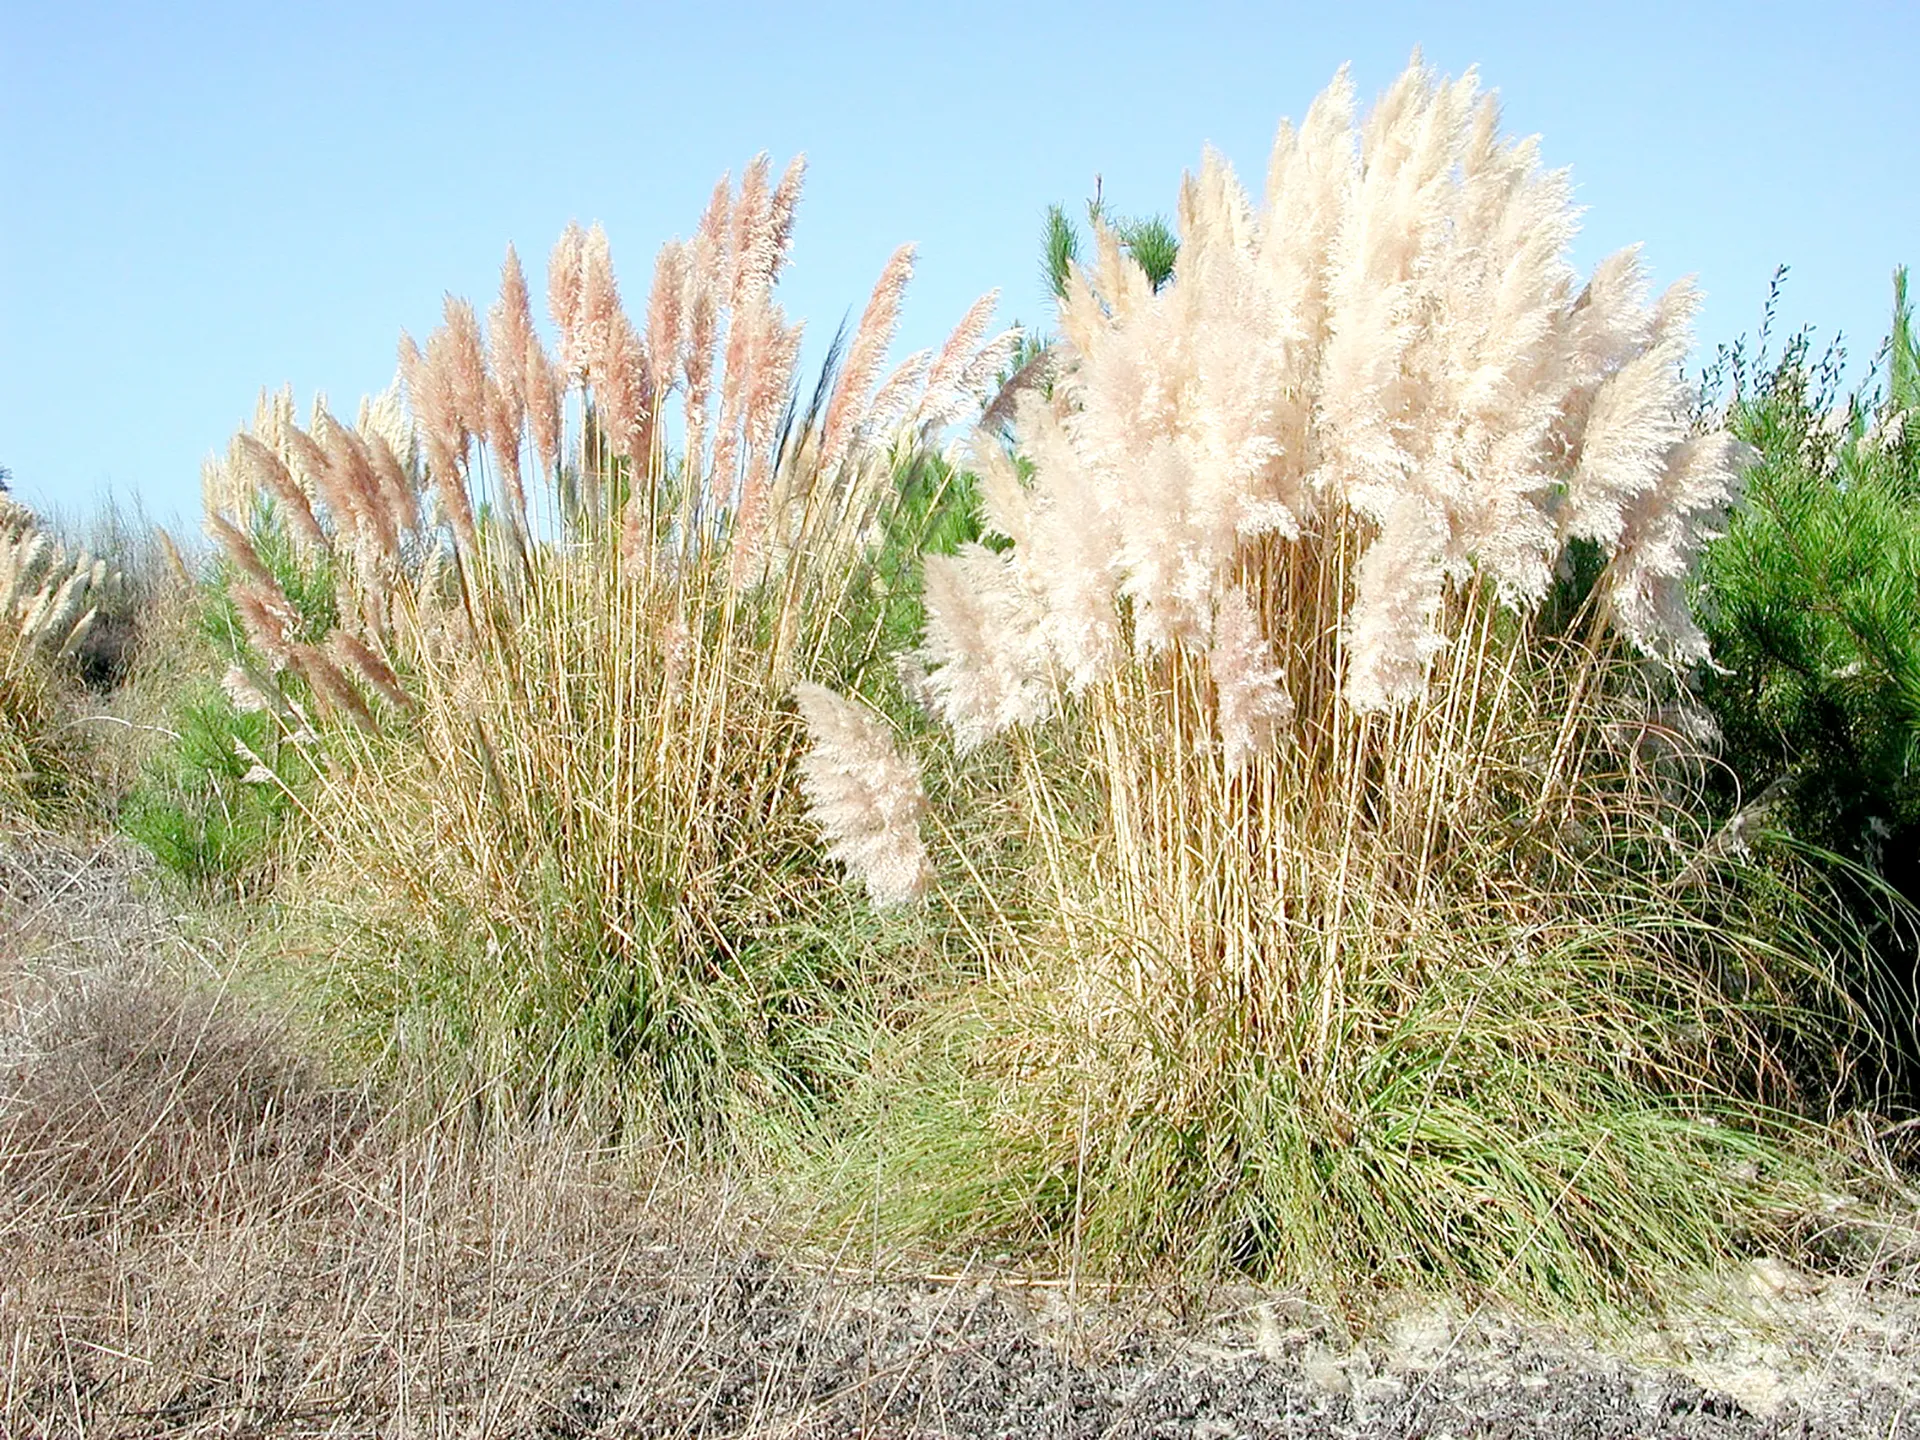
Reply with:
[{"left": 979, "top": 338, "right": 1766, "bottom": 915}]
[
  {"left": 0, "top": 839, "right": 723, "bottom": 1436},
  {"left": 0, "top": 846, "right": 665, "bottom": 1434},
  {"left": 5, "top": 840, "right": 1919, "bottom": 1438},
  {"left": 0, "top": 838, "right": 1132, "bottom": 1439},
  {"left": 0, "top": 838, "right": 1108, "bottom": 1439}
]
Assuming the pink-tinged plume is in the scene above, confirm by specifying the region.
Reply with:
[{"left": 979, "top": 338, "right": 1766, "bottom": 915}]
[
  {"left": 485, "top": 248, "right": 535, "bottom": 527},
  {"left": 399, "top": 330, "right": 479, "bottom": 555},
  {"left": 728, "top": 153, "right": 773, "bottom": 307},
  {"left": 680, "top": 181, "right": 733, "bottom": 482},
  {"left": 523, "top": 336, "right": 564, "bottom": 480},
  {"left": 360, "top": 424, "right": 419, "bottom": 538},
  {"left": 819, "top": 244, "right": 915, "bottom": 474},
  {"left": 489, "top": 246, "right": 536, "bottom": 414},
  {"left": 549, "top": 222, "right": 587, "bottom": 374},
  {"left": 231, "top": 433, "right": 328, "bottom": 558},
  {"left": 438, "top": 298, "right": 491, "bottom": 444},
  {"left": 646, "top": 242, "right": 690, "bottom": 400},
  {"left": 766, "top": 155, "right": 806, "bottom": 283}
]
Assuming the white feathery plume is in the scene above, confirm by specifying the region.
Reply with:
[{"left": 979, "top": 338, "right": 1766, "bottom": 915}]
[
  {"left": 964, "top": 428, "right": 1032, "bottom": 551},
  {"left": 1011, "top": 393, "right": 1123, "bottom": 682},
  {"left": 1053, "top": 259, "right": 1111, "bottom": 368},
  {"left": 916, "top": 544, "right": 1053, "bottom": 750},
  {"left": 201, "top": 452, "right": 253, "bottom": 524},
  {"left": 488, "top": 245, "right": 536, "bottom": 415},
  {"left": 860, "top": 348, "right": 933, "bottom": 442},
  {"left": 927, "top": 59, "right": 1734, "bottom": 731},
  {"left": 792, "top": 682, "right": 932, "bottom": 908},
  {"left": 922, "top": 290, "right": 1001, "bottom": 416},
  {"left": 327, "top": 630, "right": 413, "bottom": 712},
  {"left": 232, "top": 737, "right": 278, "bottom": 787},
  {"left": 1558, "top": 248, "right": 1654, "bottom": 406},
  {"left": 1399, "top": 95, "right": 1577, "bottom": 604},
  {"left": 358, "top": 377, "right": 418, "bottom": 472},
  {"left": 1114, "top": 436, "right": 1213, "bottom": 653},
  {"left": 1177, "top": 150, "right": 1303, "bottom": 545},
  {"left": 1054, "top": 223, "right": 1207, "bottom": 654},
  {"left": 1060, "top": 256, "right": 1174, "bottom": 491},
  {"left": 1258, "top": 66, "right": 1355, "bottom": 361},
  {"left": 1607, "top": 429, "right": 1746, "bottom": 663},
  {"left": 1088, "top": 220, "right": 1156, "bottom": 328},
  {"left": 0, "top": 512, "right": 122, "bottom": 659},
  {"left": 253, "top": 385, "right": 296, "bottom": 452},
  {"left": 1865, "top": 404, "right": 1907, "bottom": 453},
  {"left": 56, "top": 607, "right": 100, "bottom": 659},
  {"left": 0, "top": 496, "right": 34, "bottom": 539},
  {"left": 931, "top": 327, "right": 1023, "bottom": 431},
  {"left": 222, "top": 664, "right": 273, "bottom": 715},
  {"left": 0, "top": 528, "right": 53, "bottom": 615},
  {"left": 1210, "top": 587, "right": 1294, "bottom": 771},
  {"left": 1315, "top": 64, "right": 1474, "bottom": 519},
  {"left": 1344, "top": 494, "right": 1450, "bottom": 712},
  {"left": 28, "top": 561, "right": 97, "bottom": 654},
  {"left": 522, "top": 336, "right": 564, "bottom": 481},
  {"left": 1562, "top": 279, "right": 1699, "bottom": 551}
]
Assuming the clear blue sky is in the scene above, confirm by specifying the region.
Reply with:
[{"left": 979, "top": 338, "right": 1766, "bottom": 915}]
[{"left": 4, "top": 1, "right": 1916, "bottom": 528}]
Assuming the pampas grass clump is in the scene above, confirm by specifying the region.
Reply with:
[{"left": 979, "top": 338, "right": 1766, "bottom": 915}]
[
  {"left": 198, "top": 156, "right": 1012, "bottom": 1140},
  {"left": 813, "top": 61, "right": 1871, "bottom": 1308},
  {"left": 1, "top": 498, "right": 126, "bottom": 668},
  {"left": 0, "top": 498, "right": 133, "bottom": 822}
]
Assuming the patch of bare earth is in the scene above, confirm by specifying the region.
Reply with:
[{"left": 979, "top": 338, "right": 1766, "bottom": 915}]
[{"left": 3, "top": 835, "right": 1917, "bottom": 1438}]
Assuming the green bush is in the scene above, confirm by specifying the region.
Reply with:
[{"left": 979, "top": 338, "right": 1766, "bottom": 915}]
[
  {"left": 121, "top": 686, "right": 307, "bottom": 893},
  {"left": 1698, "top": 268, "right": 1920, "bottom": 1092},
  {"left": 1702, "top": 268, "right": 1920, "bottom": 862},
  {"left": 121, "top": 500, "right": 326, "bottom": 893}
]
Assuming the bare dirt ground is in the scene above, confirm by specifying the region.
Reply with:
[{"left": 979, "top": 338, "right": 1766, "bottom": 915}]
[{"left": 4, "top": 835, "right": 1917, "bottom": 1438}]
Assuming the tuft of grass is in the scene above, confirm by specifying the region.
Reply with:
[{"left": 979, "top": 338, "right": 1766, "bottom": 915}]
[
  {"left": 0, "top": 851, "right": 784, "bottom": 1437},
  {"left": 172, "top": 165, "right": 1015, "bottom": 1148},
  {"left": 788, "top": 65, "right": 1885, "bottom": 1312},
  {"left": 0, "top": 637, "right": 87, "bottom": 827},
  {"left": 1, "top": 958, "right": 369, "bottom": 1228}
]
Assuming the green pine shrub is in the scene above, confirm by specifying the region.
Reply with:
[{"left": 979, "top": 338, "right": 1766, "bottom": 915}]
[{"left": 1698, "top": 267, "right": 1920, "bottom": 1095}]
